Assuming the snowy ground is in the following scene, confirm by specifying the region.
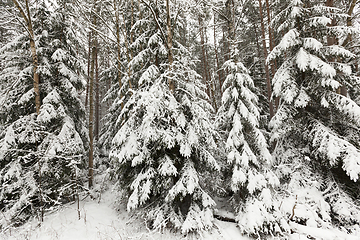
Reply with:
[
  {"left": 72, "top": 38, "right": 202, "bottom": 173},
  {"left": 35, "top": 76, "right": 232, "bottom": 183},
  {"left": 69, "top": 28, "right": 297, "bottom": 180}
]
[
  {"left": 0, "top": 191, "right": 250, "bottom": 240},
  {"left": 1, "top": 190, "right": 359, "bottom": 240}
]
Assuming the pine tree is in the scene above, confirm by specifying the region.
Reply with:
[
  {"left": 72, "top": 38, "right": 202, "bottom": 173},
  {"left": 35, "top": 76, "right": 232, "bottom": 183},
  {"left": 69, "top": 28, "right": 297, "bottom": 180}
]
[
  {"left": 269, "top": 0, "right": 360, "bottom": 233},
  {"left": 109, "top": 1, "right": 219, "bottom": 233}
]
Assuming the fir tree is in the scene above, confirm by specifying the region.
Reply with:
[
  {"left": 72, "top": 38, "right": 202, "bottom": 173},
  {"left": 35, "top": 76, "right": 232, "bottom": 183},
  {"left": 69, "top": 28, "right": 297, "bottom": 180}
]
[
  {"left": 0, "top": 1, "right": 86, "bottom": 227},
  {"left": 269, "top": 0, "right": 360, "bottom": 233},
  {"left": 217, "top": 39, "right": 280, "bottom": 238},
  {"left": 109, "top": 1, "right": 219, "bottom": 233}
]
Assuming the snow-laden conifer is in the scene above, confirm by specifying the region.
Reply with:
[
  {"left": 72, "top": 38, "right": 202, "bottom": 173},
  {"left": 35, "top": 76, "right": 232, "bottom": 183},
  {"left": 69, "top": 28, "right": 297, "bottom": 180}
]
[
  {"left": 109, "top": 2, "right": 218, "bottom": 233},
  {"left": 111, "top": 55, "right": 218, "bottom": 234},
  {"left": 269, "top": 0, "right": 360, "bottom": 233},
  {"left": 0, "top": 1, "right": 86, "bottom": 228},
  {"left": 217, "top": 46, "right": 280, "bottom": 235}
]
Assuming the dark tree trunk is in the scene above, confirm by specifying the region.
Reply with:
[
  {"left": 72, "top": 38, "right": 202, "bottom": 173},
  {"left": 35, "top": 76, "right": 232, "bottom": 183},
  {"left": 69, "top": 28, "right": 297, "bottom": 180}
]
[
  {"left": 88, "top": 1, "right": 98, "bottom": 189},
  {"left": 258, "top": 0, "right": 274, "bottom": 119},
  {"left": 86, "top": 32, "right": 92, "bottom": 108},
  {"left": 95, "top": 45, "right": 100, "bottom": 141}
]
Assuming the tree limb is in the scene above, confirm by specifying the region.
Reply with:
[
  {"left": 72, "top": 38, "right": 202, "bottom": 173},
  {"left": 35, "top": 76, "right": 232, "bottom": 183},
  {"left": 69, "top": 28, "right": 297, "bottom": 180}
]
[
  {"left": 11, "top": 0, "right": 29, "bottom": 25},
  {"left": 140, "top": 0, "right": 167, "bottom": 46}
]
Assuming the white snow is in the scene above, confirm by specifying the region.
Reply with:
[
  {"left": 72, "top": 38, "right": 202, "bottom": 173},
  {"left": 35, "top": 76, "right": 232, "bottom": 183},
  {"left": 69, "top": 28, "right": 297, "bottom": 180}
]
[
  {"left": 1, "top": 188, "right": 359, "bottom": 240},
  {"left": 289, "top": 222, "right": 359, "bottom": 240},
  {"left": 268, "top": 29, "right": 300, "bottom": 62},
  {"left": 18, "top": 88, "right": 35, "bottom": 105},
  {"left": 1, "top": 191, "right": 254, "bottom": 240}
]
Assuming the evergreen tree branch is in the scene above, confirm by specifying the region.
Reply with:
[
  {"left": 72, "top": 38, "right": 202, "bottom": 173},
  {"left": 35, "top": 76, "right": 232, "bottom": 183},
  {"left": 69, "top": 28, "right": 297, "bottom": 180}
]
[{"left": 140, "top": 0, "right": 167, "bottom": 45}]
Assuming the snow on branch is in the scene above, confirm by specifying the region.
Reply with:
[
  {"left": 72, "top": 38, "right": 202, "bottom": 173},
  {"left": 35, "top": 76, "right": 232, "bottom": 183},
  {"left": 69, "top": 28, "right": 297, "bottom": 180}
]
[
  {"left": 310, "top": 121, "right": 360, "bottom": 182},
  {"left": 268, "top": 29, "right": 300, "bottom": 62}
]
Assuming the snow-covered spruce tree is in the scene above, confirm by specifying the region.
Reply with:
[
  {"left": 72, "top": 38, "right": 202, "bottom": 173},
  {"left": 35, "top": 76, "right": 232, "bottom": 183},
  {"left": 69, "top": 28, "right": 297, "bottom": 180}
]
[
  {"left": 268, "top": 0, "right": 360, "bottom": 234},
  {"left": 215, "top": 1, "right": 281, "bottom": 236},
  {"left": 217, "top": 44, "right": 280, "bottom": 234},
  {"left": 110, "top": 59, "right": 218, "bottom": 234},
  {"left": 36, "top": 0, "right": 87, "bottom": 203},
  {"left": 109, "top": 1, "right": 218, "bottom": 234},
  {"left": 0, "top": 1, "right": 86, "bottom": 228}
]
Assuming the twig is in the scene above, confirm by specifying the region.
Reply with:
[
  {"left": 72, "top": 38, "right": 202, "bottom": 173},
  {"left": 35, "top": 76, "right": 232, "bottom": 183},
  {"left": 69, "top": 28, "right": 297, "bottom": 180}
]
[{"left": 289, "top": 195, "right": 297, "bottom": 222}]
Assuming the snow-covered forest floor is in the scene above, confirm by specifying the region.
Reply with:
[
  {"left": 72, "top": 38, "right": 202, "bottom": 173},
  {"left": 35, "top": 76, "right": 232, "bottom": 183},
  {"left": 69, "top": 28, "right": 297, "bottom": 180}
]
[
  {"left": 0, "top": 190, "right": 250, "bottom": 240},
  {"left": 1, "top": 188, "right": 359, "bottom": 240}
]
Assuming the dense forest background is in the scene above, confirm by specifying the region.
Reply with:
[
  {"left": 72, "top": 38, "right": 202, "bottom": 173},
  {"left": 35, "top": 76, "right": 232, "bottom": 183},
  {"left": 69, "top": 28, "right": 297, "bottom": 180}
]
[{"left": 1, "top": 0, "right": 360, "bottom": 238}]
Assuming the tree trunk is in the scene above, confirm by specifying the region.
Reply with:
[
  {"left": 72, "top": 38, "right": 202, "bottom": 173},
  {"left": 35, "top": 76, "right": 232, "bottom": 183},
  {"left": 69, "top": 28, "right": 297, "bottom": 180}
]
[
  {"left": 204, "top": 24, "right": 217, "bottom": 111},
  {"left": 88, "top": 1, "right": 98, "bottom": 189},
  {"left": 130, "top": 0, "right": 134, "bottom": 58},
  {"left": 265, "top": 0, "right": 279, "bottom": 109},
  {"left": 341, "top": 0, "right": 357, "bottom": 96},
  {"left": 257, "top": 0, "right": 274, "bottom": 119},
  {"left": 199, "top": 16, "right": 210, "bottom": 98},
  {"left": 95, "top": 45, "right": 100, "bottom": 141},
  {"left": 213, "top": 15, "right": 223, "bottom": 96},
  {"left": 114, "top": 0, "right": 125, "bottom": 111},
  {"left": 225, "top": 0, "right": 233, "bottom": 56},
  {"left": 326, "top": 0, "right": 336, "bottom": 46},
  {"left": 342, "top": 0, "right": 357, "bottom": 47},
  {"left": 253, "top": 20, "right": 262, "bottom": 62},
  {"left": 166, "top": 0, "right": 175, "bottom": 93},
  {"left": 265, "top": 0, "right": 276, "bottom": 75},
  {"left": 222, "top": 27, "right": 229, "bottom": 76},
  {"left": 121, "top": 2, "right": 133, "bottom": 92},
  {"left": 85, "top": 32, "right": 91, "bottom": 108},
  {"left": 12, "top": 0, "right": 41, "bottom": 115}
]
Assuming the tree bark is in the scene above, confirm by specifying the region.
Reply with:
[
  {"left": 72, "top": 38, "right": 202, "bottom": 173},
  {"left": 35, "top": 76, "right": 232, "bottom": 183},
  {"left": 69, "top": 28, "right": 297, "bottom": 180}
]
[
  {"left": 204, "top": 24, "right": 217, "bottom": 111},
  {"left": 120, "top": 1, "right": 133, "bottom": 92},
  {"left": 257, "top": 0, "right": 274, "bottom": 119},
  {"left": 114, "top": 0, "right": 125, "bottom": 109},
  {"left": 130, "top": 0, "right": 134, "bottom": 58},
  {"left": 253, "top": 20, "right": 262, "bottom": 63},
  {"left": 166, "top": 0, "right": 175, "bottom": 93},
  {"left": 265, "top": 0, "right": 276, "bottom": 75},
  {"left": 342, "top": 0, "right": 357, "bottom": 47},
  {"left": 199, "top": 16, "right": 210, "bottom": 98},
  {"left": 213, "top": 15, "right": 223, "bottom": 97},
  {"left": 88, "top": 1, "right": 98, "bottom": 189},
  {"left": 95, "top": 45, "right": 100, "bottom": 141},
  {"left": 12, "top": 0, "right": 41, "bottom": 115},
  {"left": 326, "top": 0, "right": 336, "bottom": 46},
  {"left": 85, "top": 32, "right": 91, "bottom": 108}
]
